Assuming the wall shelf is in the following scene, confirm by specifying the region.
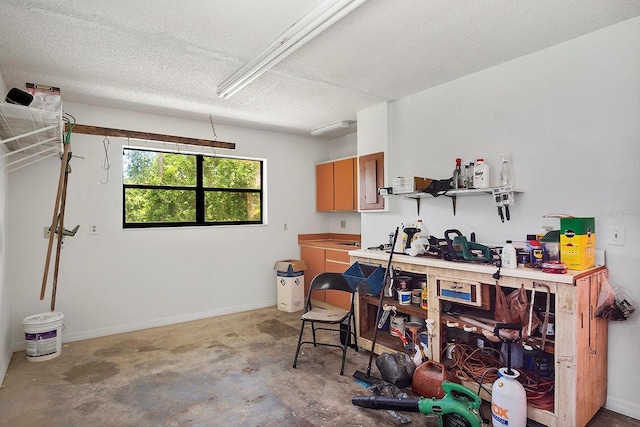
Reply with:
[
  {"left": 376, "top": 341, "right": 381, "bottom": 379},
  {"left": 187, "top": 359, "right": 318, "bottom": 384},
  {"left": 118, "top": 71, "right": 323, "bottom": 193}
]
[
  {"left": 386, "top": 187, "right": 524, "bottom": 215},
  {"left": 0, "top": 103, "right": 63, "bottom": 172}
]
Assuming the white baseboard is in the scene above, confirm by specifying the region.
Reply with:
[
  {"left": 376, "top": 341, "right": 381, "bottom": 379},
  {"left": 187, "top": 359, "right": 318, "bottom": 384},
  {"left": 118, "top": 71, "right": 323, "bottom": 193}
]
[
  {"left": 0, "top": 345, "right": 14, "bottom": 387},
  {"left": 605, "top": 395, "right": 640, "bottom": 421},
  {"left": 10, "top": 299, "right": 277, "bottom": 351}
]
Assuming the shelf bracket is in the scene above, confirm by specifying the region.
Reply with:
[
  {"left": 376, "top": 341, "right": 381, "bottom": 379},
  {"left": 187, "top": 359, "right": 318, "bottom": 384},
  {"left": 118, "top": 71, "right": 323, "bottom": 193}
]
[{"left": 451, "top": 195, "right": 457, "bottom": 215}]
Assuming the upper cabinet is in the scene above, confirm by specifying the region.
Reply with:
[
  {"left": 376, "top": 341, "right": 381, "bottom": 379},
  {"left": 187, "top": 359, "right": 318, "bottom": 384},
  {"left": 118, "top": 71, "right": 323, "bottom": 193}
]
[
  {"left": 316, "top": 157, "right": 357, "bottom": 211},
  {"left": 358, "top": 151, "right": 384, "bottom": 211}
]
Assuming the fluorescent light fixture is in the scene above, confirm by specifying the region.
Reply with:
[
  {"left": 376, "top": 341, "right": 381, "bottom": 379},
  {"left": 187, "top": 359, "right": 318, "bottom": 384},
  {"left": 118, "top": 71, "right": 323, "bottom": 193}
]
[
  {"left": 311, "top": 120, "right": 353, "bottom": 136},
  {"left": 216, "top": 0, "right": 368, "bottom": 99}
]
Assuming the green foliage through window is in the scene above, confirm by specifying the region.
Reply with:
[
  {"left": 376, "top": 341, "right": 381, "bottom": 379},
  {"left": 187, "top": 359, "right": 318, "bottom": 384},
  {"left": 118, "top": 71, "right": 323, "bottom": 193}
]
[{"left": 123, "top": 148, "right": 263, "bottom": 227}]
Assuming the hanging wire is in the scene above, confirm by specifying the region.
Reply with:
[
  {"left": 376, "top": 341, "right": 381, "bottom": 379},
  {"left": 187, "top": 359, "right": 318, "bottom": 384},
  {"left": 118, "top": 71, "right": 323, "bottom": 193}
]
[
  {"left": 100, "top": 136, "right": 111, "bottom": 185},
  {"left": 209, "top": 114, "right": 218, "bottom": 157},
  {"left": 209, "top": 114, "right": 218, "bottom": 141}
]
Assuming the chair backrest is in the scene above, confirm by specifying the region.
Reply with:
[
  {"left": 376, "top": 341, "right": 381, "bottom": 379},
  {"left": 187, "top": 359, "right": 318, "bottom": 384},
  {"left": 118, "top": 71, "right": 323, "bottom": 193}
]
[{"left": 308, "top": 272, "right": 354, "bottom": 295}]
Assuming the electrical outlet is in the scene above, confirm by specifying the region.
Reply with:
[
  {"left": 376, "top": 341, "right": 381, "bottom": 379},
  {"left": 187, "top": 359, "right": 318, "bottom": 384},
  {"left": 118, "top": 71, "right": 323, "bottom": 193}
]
[
  {"left": 340, "top": 220, "right": 346, "bottom": 229},
  {"left": 44, "top": 226, "right": 50, "bottom": 239},
  {"left": 283, "top": 223, "right": 288, "bottom": 231},
  {"left": 611, "top": 226, "right": 624, "bottom": 246},
  {"left": 90, "top": 224, "right": 98, "bottom": 235}
]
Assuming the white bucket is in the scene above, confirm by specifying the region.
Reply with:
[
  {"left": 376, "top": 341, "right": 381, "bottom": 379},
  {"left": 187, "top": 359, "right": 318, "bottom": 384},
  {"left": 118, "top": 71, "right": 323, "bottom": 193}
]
[
  {"left": 398, "top": 290, "right": 412, "bottom": 305},
  {"left": 23, "top": 312, "right": 64, "bottom": 362},
  {"left": 390, "top": 314, "right": 407, "bottom": 337}
]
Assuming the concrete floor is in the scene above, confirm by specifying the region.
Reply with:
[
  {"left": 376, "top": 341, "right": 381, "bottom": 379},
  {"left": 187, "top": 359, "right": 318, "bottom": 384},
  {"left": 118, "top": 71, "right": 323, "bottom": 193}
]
[{"left": 0, "top": 307, "right": 636, "bottom": 426}]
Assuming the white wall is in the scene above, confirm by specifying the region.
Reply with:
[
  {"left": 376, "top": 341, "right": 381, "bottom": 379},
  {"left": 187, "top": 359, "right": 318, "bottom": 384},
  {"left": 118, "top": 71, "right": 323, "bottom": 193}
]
[
  {"left": 0, "top": 73, "right": 10, "bottom": 384},
  {"left": 6, "top": 103, "right": 332, "bottom": 350},
  {"left": 326, "top": 132, "right": 361, "bottom": 234},
  {"left": 361, "top": 17, "right": 640, "bottom": 418}
]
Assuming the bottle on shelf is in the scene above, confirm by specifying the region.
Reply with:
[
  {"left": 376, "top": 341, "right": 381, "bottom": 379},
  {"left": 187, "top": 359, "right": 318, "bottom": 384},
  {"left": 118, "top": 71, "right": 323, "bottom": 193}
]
[
  {"left": 462, "top": 164, "right": 470, "bottom": 189},
  {"left": 420, "top": 281, "right": 428, "bottom": 309},
  {"left": 500, "top": 155, "right": 511, "bottom": 186},
  {"left": 467, "top": 161, "right": 475, "bottom": 189},
  {"left": 473, "top": 158, "right": 490, "bottom": 189},
  {"left": 501, "top": 240, "right": 517, "bottom": 268},
  {"left": 452, "top": 158, "right": 462, "bottom": 189}
]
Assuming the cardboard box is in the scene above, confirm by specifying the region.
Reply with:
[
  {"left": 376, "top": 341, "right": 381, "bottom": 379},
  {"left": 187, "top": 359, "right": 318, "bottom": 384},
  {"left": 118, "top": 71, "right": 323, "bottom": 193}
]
[
  {"left": 274, "top": 260, "right": 307, "bottom": 313},
  {"left": 560, "top": 217, "right": 595, "bottom": 270},
  {"left": 392, "top": 176, "right": 433, "bottom": 194}
]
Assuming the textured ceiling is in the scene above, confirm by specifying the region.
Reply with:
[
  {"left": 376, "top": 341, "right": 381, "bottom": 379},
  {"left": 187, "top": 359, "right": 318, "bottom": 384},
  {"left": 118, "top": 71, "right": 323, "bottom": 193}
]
[{"left": 1, "top": 0, "right": 639, "bottom": 138}]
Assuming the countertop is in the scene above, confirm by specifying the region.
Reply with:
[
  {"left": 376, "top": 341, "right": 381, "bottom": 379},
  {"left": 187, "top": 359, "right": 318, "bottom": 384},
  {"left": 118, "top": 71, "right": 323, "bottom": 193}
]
[
  {"left": 348, "top": 248, "right": 605, "bottom": 284},
  {"left": 298, "top": 233, "right": 361, "bottom": 251}
]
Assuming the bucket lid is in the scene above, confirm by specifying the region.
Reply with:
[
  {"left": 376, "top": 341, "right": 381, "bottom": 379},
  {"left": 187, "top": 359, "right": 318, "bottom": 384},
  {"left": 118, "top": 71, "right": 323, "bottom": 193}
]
[{"left": 23, "top": 312, "right": 64, "bottom": 325}]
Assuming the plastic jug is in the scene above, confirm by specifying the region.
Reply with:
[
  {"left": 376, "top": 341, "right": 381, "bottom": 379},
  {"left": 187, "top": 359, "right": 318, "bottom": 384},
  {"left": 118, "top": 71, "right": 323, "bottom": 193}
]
[{"left": 473, "top": 158, "right": 490, "bottom": 189}]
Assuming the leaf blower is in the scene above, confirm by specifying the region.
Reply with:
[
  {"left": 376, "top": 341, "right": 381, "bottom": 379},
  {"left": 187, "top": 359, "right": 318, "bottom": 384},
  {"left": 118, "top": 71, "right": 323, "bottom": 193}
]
[{"left": 352, "top": 381, "right": 483, "bottom": 427}]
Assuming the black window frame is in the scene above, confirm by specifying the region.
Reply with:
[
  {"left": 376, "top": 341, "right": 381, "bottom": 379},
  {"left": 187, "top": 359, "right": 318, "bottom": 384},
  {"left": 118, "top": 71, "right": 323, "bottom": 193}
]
[{"left": 122, "top": 147, "right": 264, "bottom": 228}]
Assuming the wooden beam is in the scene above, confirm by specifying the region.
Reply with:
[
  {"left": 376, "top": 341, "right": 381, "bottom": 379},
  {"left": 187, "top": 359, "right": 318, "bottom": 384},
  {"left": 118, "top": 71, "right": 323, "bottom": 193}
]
[{"left": 66, "top": 124, "right": 235, "bottom": 150}]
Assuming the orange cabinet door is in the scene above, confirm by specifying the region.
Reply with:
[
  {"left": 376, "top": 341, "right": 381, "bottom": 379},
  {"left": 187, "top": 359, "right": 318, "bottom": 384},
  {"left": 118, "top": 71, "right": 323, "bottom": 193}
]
[
  {"left": 324, "top": 249, "right": 351, "bottom": 310},
  {"left": 300, "top": 246, "right": 326, "bottom": 302},
  {"left": 359, "top": 151, "right": 385, "bottom": 210},
  {"left": 316, "top": 162, "right": 334, "bottom": 211},
  {"left": 333, "top": 158, "right": 356, "bottom": 211}
]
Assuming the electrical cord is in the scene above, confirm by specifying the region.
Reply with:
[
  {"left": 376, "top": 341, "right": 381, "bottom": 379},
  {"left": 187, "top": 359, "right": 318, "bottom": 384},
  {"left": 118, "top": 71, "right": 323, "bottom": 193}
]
[
  {"left": 520, "top": 370, "right": 555, "bottom": 411},
  {"left": 448, "top": 342, "right": 502, "bottom": 385},
  {"left": 63, "top": 112, "right": 76, "bottom": 144},
  {"left": 447, "top": 342, "right": 555, "bottom": 411}
]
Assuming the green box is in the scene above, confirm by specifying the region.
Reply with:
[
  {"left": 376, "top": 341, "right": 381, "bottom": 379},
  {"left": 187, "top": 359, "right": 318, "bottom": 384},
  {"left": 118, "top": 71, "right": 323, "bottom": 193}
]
[{"left": 560, "top": 217, "right": 595, "bottom": 270}]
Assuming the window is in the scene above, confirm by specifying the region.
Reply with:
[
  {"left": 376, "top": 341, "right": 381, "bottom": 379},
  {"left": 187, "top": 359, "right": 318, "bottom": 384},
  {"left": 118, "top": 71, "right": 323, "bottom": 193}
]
[{"left": 123, "top": 148, "right": 263, "bottom": 228}]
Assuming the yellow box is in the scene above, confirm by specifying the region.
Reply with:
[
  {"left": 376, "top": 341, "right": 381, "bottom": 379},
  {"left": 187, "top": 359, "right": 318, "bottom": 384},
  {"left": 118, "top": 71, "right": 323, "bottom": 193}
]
[{"left": 560, "top": 218, "right": 595, "bottom": 270}]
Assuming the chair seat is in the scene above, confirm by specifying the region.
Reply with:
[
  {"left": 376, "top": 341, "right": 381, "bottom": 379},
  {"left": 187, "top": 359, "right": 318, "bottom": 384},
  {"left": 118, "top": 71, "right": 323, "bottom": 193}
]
[{"left": 301, "top": 307, "right": 349, "bottom": 323}]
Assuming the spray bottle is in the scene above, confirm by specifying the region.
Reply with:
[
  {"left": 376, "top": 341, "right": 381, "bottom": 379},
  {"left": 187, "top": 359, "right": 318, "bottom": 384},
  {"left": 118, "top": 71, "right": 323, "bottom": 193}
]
[{"left": 492, "top": 324, "right": 527, "bottom": 427}]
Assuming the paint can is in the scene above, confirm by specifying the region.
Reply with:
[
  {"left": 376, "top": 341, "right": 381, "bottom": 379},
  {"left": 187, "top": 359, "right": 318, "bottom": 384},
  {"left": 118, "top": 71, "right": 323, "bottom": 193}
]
[
  {"left": 390, "top": 314, "right": 407, "bottom": 337},
  {"left": 23, "top": 312, "right": 64, "bottom": 362},
  {"left": 411, "top": 289, "right": 422, "bottom": 305},
  {"left": 398, "top": 290, "right": 412, "bottom": 305}
]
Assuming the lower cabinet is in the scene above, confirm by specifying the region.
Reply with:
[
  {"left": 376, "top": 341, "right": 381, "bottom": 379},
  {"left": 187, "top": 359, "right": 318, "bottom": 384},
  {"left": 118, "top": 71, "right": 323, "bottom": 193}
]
[
  {"left": 351, "top": 252, "right": 607, "bottom": 427},
  {"left": 299, "top": 245, "right": 352, "bottom": 310}
]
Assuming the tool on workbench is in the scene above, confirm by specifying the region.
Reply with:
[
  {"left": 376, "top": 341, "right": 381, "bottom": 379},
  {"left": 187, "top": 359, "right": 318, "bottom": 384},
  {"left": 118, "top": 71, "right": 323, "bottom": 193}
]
[{"left": 443, "top": 229, "right": 492, "bottom": 262}]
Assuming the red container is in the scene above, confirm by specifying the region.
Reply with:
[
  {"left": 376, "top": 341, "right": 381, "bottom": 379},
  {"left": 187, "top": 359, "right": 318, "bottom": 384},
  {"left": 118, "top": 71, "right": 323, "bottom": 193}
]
[
  {"left": 542, "top": 261, "right": 567, "bottom": 274},
  {"left": 412, "top": 361, "right": 459, "bottom": 398}
]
